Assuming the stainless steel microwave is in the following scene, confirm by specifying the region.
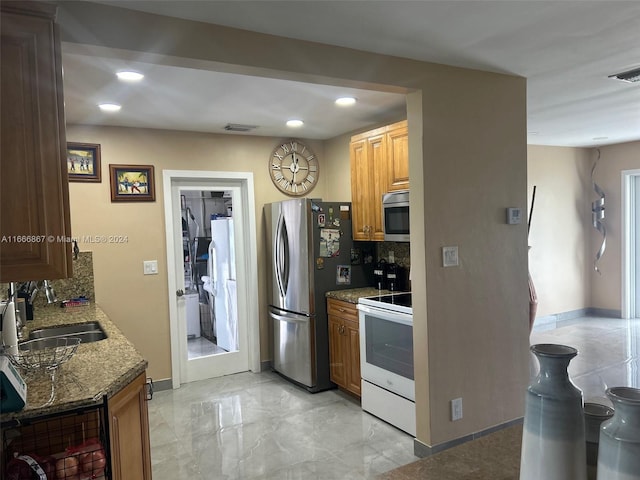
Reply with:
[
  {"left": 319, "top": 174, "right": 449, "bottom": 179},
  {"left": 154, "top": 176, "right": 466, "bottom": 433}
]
[{"left": 382, "top": 190, "right": 410, "bottom": 242}]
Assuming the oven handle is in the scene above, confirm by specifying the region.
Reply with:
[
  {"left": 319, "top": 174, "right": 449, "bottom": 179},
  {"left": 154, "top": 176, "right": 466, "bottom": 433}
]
[{"left": 357, "top": 303, "right": 413, "bottom": 326}]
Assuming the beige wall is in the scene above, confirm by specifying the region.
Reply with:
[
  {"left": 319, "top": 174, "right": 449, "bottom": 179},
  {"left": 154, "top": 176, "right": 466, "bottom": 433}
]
[
  {"left": 589, "top": 141, "right": 640, "bottom": 312},
  {"left": 58, "top": 1, "right": 529, "bottom": 448},
  {"left": 527, "top": 146, "right": 592, "bottom": 317},
  {"left": 526, "top": 142, "right": 640, "bottom": 319},
  {"left": 417, "top": 71, "right": 528, "bottom": 444},
  {"left": 67, "top": 125, "right": 329, "bottom": 380}
]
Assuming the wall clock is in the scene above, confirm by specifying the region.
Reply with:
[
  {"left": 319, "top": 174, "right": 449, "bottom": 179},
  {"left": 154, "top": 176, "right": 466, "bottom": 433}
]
[{"left": 269, "top": 139, "right": 319, "bottom": 196}]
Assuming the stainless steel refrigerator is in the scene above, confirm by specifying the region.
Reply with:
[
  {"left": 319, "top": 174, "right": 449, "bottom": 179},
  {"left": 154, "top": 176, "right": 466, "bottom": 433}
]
[{"left": 265, "top": 199, "right": 372, "bottom": 392}]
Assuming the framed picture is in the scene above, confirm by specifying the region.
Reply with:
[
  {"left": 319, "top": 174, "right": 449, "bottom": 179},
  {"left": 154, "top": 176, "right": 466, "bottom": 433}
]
[
  {"left": 109, "top": 164, "right": 156, "bottom": 202},
  {"left": 336, "top": 265, "right": 351, "bottom": 285},
  {"left": 67, "top": 142, "right": 101, "bottom": 182}
]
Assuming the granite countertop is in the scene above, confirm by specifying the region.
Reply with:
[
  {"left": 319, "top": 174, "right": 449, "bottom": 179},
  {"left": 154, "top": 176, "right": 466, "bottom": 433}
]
[
  {"left": 325, "top": 287, "right": 393, "bottom": 304},
  {"left": 1, "top": 304, "right": 147, "bottom": 424}
]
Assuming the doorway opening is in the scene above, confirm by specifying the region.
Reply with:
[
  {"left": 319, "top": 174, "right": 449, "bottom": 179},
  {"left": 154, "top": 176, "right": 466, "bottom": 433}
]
[
  {"left": 181, "top": 189, "right": 236, "bottom": 359},
  {"left": 163, "top": 170, "right": 260, "bottom": 388},
  {"left": 622, "top": 169, "right": 640, "bottom": 319}
]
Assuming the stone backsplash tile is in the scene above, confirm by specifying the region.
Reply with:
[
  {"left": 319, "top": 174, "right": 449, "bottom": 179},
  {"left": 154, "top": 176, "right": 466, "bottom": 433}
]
[{"left": 2, "top": 251, "right": 95, "bottom": 307}]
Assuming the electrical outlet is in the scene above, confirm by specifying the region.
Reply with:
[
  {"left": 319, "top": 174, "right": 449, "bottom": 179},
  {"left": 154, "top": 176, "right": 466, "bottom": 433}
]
[{"left": 451, "top": 397, "right": 463, "bottom": 421}]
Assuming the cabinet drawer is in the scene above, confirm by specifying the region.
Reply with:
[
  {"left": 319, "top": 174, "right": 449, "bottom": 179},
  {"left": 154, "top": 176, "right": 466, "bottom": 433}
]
[{"left": 327, "top": 298, "right": 358, "bottom": 322}]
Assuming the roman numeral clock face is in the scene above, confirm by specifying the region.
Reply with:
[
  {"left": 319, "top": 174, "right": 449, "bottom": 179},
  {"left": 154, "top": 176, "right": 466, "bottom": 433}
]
[{"left": 269, "top": 140, "right": 319, "bottom": 196}]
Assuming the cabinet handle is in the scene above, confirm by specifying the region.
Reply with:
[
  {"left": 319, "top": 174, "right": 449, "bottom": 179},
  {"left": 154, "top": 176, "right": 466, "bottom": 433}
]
[
  {"left": 339, "top": 325, "right": 345, "bottom": 335},
  {"left": 145, "top": 377, "right": 154, "bottom": 401},
  {"left": 338, "top": 308, "right": 346, "bottom": 312}
]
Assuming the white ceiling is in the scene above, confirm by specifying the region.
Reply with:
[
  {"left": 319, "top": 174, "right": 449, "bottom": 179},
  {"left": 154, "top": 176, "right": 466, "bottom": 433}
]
[{"left": 65, "top": 0, "right": 640, "bottom": 147}]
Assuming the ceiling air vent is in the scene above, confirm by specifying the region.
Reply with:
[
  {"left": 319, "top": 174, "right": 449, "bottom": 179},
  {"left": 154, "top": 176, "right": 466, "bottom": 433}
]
[
  {"left": 224, "top": 123, "right": 258, "bottom": 132},
  {"left": 608, "top": 67, "right": 640, "bottom": 83}
]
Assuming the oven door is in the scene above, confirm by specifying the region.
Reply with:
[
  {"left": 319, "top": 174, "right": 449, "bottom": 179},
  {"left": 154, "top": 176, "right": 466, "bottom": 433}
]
[{"left": 358, "top": 303, "right": 414, "bottom": 401}]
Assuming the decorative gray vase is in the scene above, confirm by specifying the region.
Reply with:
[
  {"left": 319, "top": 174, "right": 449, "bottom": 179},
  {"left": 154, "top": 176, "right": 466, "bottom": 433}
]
[
  {"left": 519, "top": 344, "right": 587, "bottom": 480},
  {"left": 585, "top": 402, "right": 615, "bottom": 480},
  {"left": 596, "top": 387, "right": 640, "bottom": 480}
]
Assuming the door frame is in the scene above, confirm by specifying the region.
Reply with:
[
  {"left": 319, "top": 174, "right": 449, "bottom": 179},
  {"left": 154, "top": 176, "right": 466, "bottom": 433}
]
[
  {"left": 163, "top": 169, "right": 260, "bottom": 388},
  {"left": 622, "top": 168, "right": 640, "bottom": 319}
]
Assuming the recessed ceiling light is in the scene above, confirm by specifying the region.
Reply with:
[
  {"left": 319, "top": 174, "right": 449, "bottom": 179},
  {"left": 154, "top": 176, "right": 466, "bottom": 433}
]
[
  {"left": 98, "top": 103, "right": 121, "bottom": 112},
  {"left": 286, "top": 119, "right": 304, "bottom": 128},
  {"left": 335, "top": 96, "right": 356, "bottom": 106},
  {"left": 116, "top": 71, "right": 144, "bottom": 81}
]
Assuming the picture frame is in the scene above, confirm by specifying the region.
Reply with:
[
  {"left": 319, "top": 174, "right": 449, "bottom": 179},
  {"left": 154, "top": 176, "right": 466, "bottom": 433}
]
[
  {"left": 109, "top": 164, "right": 156, "bottom": 202},
  {"left": 336, "top": 265, "right": 351, "bottom": 285},
  {"left": 67, "top": 142, "right": 101, "bottom": 182}
]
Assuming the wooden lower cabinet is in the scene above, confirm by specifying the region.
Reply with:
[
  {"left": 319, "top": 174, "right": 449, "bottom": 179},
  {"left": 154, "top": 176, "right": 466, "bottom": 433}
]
[
  {"left": 328, "top": 298, "right": 361, "bottom": 397},
  {"left": 108, "top": 371, "right": 152, "bottom": 480}
]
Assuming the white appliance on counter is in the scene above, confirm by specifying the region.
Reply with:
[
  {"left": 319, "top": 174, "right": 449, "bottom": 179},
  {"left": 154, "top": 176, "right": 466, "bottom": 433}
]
[
  {"left": 358, "top": 292, "right": 415, "bottom": 436},
  {"left": 202, "top": 216, "right": 237, "bottom": 352}
]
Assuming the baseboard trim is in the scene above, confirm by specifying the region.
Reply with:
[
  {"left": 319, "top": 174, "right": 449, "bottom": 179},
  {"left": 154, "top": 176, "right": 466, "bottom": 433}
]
[
  {"left": 260, "top": 360, "right": 272, "bottom": 372},
  {"left": 413, "top": 417, "right": 523, "bottom": 458},
  {"left": 533, "top": 307, "right": 621, "bottom": 330},
  {"left": 151, "top": 378, "right": 173, "bottom": 392}
]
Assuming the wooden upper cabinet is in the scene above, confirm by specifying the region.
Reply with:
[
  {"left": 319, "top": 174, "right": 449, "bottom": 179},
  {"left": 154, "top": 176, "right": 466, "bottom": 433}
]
[
  {"left": 386, "top": 122, "right": 409, "bottom": 192},
  {"left": 349, "top": 138, "right": 371, "bottom": 241},
  {"left": 0, "top": 1, "right": 72, "bottom": 282},
  {"left": 349, "top": 120, "right": 408, "bottom": 241}
]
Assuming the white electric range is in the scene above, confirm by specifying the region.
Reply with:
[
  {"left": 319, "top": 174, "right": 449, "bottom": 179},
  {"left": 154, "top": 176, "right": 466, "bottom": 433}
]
[{"left": 357, "top": 292, "right": 415, "bottom": 436}]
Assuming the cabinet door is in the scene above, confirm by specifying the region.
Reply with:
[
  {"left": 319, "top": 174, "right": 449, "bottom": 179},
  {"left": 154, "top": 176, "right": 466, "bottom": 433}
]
[
  {"left": 108, "top": 372, "right": 152, "bottom": 480},
  {"left": 345, "top": 319, "right": 361, "bottom": 397},
  {"left": 328, "top": 314, "right": 347, "bottom": 389},
  {"left": 386, "top": 124, "right": 409, "bottom": 192},
  {"left": 350, "top": 138, "right": 372, "bottom": 241},
  {"left": 0, "top": 2, "right": 72, "bottom": 282},
  {"left": 368, "top": 134, "right": 387, "bottom": 241}
]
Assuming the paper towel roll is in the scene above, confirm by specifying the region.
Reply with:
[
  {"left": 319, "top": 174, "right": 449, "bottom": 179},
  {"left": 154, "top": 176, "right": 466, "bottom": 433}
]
[{"left": 1, "top": 301, "right": 18, "bottom": 355}]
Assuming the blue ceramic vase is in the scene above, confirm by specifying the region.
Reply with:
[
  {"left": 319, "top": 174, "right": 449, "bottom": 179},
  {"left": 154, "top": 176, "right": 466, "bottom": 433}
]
[
  {"left": 596, "top": 387, "right": 640, "bottom": 480},
  {"left": 519, "top": 344, "right": 587, "bottom": 480}
]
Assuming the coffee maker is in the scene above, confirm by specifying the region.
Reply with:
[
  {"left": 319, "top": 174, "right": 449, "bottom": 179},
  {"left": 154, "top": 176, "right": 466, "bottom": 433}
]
[
  {"left": 386, "top": 263, "right": 409, "bottom": 291},
  {"left": 373, "top": 259, "right": 388, "bottom": 290}
]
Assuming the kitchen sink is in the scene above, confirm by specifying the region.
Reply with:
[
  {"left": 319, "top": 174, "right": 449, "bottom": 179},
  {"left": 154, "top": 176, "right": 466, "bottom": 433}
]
[
  {"left": 19, "top": 336, "right": 82, "bottom": 351},
  {"left": 28, "top": 321, "right": 107, "bottom": 344}
]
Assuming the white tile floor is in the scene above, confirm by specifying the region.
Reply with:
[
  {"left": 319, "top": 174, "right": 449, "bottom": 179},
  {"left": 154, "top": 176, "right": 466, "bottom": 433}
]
[
  {"left": 149, "top": 315, "right": 640, "bottom": 479},
  {"left": 187, "top": 336, "right": 227, "bottom": 359},
  {"left": 531, "top": 316, "right": 640, "bottom": 406},
  {"left": 148, "top": 372, "right": 417, "bottom": 479}
]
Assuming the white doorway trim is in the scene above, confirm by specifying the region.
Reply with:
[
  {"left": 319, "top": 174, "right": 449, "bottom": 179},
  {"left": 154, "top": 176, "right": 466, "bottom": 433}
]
[
  {"left": 163, "top": 169, "right": 260, "bottom": 388},
  {"left": 622, "top": 169, "right": 640, "bottom": 319}
]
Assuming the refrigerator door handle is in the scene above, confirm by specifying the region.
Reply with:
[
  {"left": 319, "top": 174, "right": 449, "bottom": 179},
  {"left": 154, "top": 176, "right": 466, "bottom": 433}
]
[
  {"left": 269, "top": 310, "right": 309, "bottom": 324},
  {"left": 274, "top": 212, "right": 289, "bottom": 298},
  {"left": 210, "top": 241, "right": 218, "bottom": 296}
]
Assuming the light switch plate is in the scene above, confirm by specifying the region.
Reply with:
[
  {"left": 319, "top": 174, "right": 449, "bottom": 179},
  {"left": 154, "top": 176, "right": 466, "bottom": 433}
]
[
  {"left": 143, "top": 260, "right": 158, "bottom": 275},
  {"left": 442, "top": 246, "right": 459, "bottom": 267},
  {"left": 507, "top": 207, "right": 522, "bottom": 225}
]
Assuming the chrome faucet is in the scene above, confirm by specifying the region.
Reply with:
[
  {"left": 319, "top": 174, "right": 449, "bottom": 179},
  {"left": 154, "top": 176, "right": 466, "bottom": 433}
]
[{"left": 43, "top": 280, "right": 57, "bottom": 304}]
